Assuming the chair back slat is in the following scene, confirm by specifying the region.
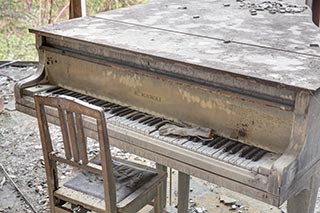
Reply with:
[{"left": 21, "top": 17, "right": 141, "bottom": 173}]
[
  {"left": 58, "top": 109, "right": 72, "bottom": 160},
  {"left": 75, "top": 113, "right": 88, "bottom": 164},
  {"left": 66, "top": 111, "right": 80, "bottom": 162}
]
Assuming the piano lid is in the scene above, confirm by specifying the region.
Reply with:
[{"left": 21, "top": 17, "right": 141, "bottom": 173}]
[{"left": 30, "top": 0, "right": 320, "bottom": 91}]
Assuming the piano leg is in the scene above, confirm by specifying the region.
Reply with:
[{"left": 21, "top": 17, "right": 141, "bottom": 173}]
[
  {"left": 287, "top": 173, "right": 320, "bottom": 213},
  {"left": 156, "top": 164, "right": 167, "bottom": 209},
  {"left": 178, "top": 172, "right": 190, "bottom": 213}
]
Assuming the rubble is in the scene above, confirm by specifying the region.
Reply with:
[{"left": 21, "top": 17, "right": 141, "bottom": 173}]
[
  {"left": 235, "top": 0, "right": 308, "bottom": 15},
  {"left": 194, "top": 207, "right": 207, "bottom": 213},
  {"left": 220, "top": 195, "right": 237, "bottom": 205}
]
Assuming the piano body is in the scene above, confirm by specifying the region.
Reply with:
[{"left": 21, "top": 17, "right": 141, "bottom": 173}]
[{"left": 15, "top": 0, "right": 320, "bottom": 212}]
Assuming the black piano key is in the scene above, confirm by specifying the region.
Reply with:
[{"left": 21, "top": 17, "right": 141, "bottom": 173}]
[
  {"left": 104, "top": 106, "right": 119, "bottom": 112},
  {"left": 61, "top": 90, "right": 72, "bottom": 95},
  {"left": 54, "top": 89, "right": 67, "bottom": 95},
  {"left": 141, "top": 117, "right": 156, "bottom": 125},
  {"left": 135, "top": 115, "right": 150, "bottom": 123},
  {"left": 46, "top": 87, "right": 62, "bottom": 93},
  {"left": 223, "top": 141, "right": 237, "bottom": 152},
  {"left": 239, "top": 146, "right": 254, "bottom": 158},
  {"left": 228, "top": 143, "right": 244, "bottom": 154},
  {"left": 110, "top": 106, "right": 128, "bottom": 114},
  {"left": 201, "top": 139, "right": 212, "bottom": 145},
  {"left": 84, "top": 97, "right": 95, "bottom": 102},
  {"left": 101, "top": 103, "right": 115, "bottom": 110},
  {"left": 213, "top": 138, "right": 229, "bottom": 149},
  {"left": 114, "top": 108, "right": 132, "bottom": 116},
  {"left": 138, "top": 116, "right": 154, "bottom": 124},
  {"left": 116, "top": 109, "right": 135, "bottom": 117},
  {"left": 251, "top": 150, "right": 268, "bottom": 161},
  {"left": 143, "top": 116, "right": 158, "bottom": 126},
  {"left": 201, "top": 135, "right": 217, "bottom": 145},
  {"left": 130, "top": 114, "right": 146, "bottom": 121},
  {"left": 192, "top": 137, "right": 199, "bottom": 142},
  {"left": 88, "top": 99, "right": 101, "bottom": 104},
  {"left": 207, "top": 137, "right": 223, "bottom": 147},
  {"left": 125, "top": 112, "right": 141, "bottom": 119},
  {"left": 155, "top": 121, "right": 170, "bottom": 129},
  {"left": 71, "top": 93, "right": 83, "bottom": 98},
  {"left": 244, "top": 148, "right": 260, "bottom": 160},
  {"left": 94, "top": 100, "right": 109, "bottom": 107},
  {"left": 147, "top": 118, "right": 163, "bottom": 126}
]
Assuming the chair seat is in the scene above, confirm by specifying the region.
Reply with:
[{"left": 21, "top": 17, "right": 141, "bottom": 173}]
[{"left": 63, "top": 160, "right": 157, "bottom": 203}]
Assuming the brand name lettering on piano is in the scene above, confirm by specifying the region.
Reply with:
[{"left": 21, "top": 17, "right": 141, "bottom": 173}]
[{"left": 134, "top": 90, "right": 162, "bottom": 102}]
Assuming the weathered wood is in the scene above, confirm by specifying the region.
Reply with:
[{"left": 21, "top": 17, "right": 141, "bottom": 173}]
[
  {"left": 66, "top": 111, "right": 80, "bottom": 162},
  {"left": 55, "top": 187, "right": 105, "bottom": 212},
  {"left": 58, "top": 109, "right": 72, "bottom": 159},
  {"left": 14, "top": 35, "right": 47, "bottom": 101},
  {"left": 156, "top": 164, "right": 167, "bottom": 210},
  {"left": 177, "top": 172, "right": 190, "bottom": 213},
  {"left": 35, "top": 98, "right": 58, "bottom": 212},
  {"left": 75, "top": 113, "right": 88, "bottom": 164},
  {"left": 34, "top": 95, "right": 167, "bottom": 212},
  {"left": 54, "top": 206, "right": 73, "bottom": 213},
  {"left": 69, "top": 0, "right": 86, "bottom": 19},
  {"left": 96, "top": 116, "right": 117, "bottom": 213},
  {"left": 309, "top": 0, "right": 320, "bottom": 26}
]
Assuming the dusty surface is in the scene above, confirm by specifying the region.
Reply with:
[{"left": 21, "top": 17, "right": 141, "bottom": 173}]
[{"left": 0, "top": 65, "right": 317, "bottom": 213}]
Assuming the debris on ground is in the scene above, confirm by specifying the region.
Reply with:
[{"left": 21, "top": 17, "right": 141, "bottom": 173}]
[
  {"left": 220, "top": 195, "right": 237, "bottom": 205},
  {"left": 235, "top": 0, "right": 308, "bottom": 15}
]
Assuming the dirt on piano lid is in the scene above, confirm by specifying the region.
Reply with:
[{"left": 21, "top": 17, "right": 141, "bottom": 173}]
[{"left": 30, "top": 0, "right": 320, "bottom": 91}]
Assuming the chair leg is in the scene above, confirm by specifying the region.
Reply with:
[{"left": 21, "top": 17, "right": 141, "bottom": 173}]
[
  {"left": 156, "top": 164, "right": 167, "bottom": 209},
  {"left": 46, "top": 163, "right": 59, "bottom": 212},
  {"left": 154, "top": 183, "right": 164, "bottom": 213}
]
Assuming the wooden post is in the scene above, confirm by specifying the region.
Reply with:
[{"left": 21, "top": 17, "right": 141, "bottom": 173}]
[
  {"left": 312, "top": 0, "right": 320, "bottom": 26},
  {"left": 69, "top": 0, "right": 86, "bottom": 19},
  {"left": 156, "top": 164, "right": 167, "bottom": 209},
  {"left": 177, "top": 172, "right": 190, "bottom": 213}
]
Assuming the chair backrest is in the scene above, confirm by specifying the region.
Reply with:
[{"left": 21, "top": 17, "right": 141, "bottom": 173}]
[{"left": 34, "top": 94, "right": 117, "bottom": 212}]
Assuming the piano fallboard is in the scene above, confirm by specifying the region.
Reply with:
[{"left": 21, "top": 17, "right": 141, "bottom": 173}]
[{"left": 41, "top": 48, "right": 293, "bottom": 154}]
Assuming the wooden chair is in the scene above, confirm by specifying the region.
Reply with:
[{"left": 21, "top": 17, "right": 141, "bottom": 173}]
[{"left": 34, "top": 94, "right": 167, "bottom": 213}]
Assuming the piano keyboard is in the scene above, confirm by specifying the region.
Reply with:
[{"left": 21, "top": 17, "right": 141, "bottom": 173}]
[{"left": 44, "top": 87, "right": 279, "bottom": 172}]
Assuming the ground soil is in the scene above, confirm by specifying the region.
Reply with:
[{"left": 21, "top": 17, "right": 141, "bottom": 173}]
[{"left": 0, "top": 65, "right": 318, "bottom": 213}]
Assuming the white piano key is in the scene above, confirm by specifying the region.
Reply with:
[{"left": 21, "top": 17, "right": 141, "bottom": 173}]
[
  {"left": 150, "top": 131, "right": 176, "bottom": 143},
  {"left": 171, "top": 137, "right": 189, "bottom": 146},
  {"left": 182, "top": 141, "right": 205, "bottom": 151}
]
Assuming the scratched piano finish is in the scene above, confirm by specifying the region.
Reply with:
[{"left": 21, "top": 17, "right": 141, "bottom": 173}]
[{"left": 15, "top": 0, "right": 320, "bottom": 210}]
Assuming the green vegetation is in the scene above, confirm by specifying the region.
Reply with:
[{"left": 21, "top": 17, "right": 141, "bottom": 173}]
[{"left": 0, "top": 0, "right": 146, "bottom": 60}]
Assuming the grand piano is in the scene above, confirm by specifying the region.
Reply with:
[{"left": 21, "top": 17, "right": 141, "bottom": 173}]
[{"left": 15, "top": 0, "right": 320, "bottom": 212}]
